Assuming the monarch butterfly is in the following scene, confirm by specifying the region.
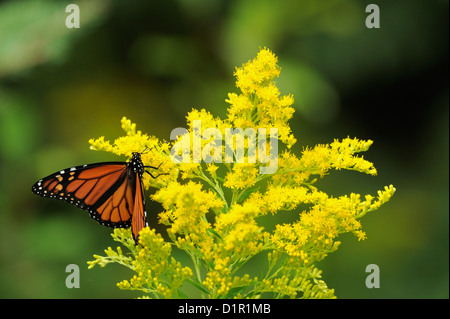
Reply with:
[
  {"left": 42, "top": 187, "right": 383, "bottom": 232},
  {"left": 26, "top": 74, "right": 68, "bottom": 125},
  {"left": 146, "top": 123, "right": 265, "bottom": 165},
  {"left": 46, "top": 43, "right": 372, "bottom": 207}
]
[{"left": 31, "top": 151, "right": 160, "bottom": 244}]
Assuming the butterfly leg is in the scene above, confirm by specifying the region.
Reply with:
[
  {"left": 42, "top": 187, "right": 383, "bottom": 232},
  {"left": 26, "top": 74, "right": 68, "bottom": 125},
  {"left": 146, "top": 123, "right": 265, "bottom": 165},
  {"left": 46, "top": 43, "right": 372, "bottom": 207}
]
[{"left": 144, "top": 162, "right": 168, "bottom": 179}]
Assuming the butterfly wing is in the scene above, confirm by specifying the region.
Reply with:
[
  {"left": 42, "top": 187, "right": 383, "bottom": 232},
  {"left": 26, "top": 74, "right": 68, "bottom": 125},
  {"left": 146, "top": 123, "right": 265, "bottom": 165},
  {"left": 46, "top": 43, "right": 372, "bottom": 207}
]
[
  {"left": 32, "top": 162, "right": 135, "bottom": 229},
  {"left": 131, "top": 174, "right": 148, "bottom": 244}
]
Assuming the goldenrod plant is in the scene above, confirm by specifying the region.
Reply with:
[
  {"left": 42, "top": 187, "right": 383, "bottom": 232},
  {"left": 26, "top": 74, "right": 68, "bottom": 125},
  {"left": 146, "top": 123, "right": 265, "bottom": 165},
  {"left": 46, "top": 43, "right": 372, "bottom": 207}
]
[{"left": 87, "top": 48, "right": 395, "bottom": 298}]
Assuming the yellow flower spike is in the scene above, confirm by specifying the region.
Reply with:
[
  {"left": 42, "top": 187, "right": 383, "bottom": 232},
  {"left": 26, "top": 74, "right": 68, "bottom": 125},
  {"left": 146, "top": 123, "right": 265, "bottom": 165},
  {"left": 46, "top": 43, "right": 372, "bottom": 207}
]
[{"left": 121, "top": 116, "right": 137, "bottom": 136}]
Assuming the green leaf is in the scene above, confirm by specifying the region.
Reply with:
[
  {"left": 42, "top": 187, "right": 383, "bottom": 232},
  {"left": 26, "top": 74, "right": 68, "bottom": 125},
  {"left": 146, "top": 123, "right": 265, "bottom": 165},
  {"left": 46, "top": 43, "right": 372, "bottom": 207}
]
[
  {"left": 186, "top": 278, "right": 210, "bottom": 295},
  {"left": 207, "top": 228, "right": 222, "bottom": 240}
]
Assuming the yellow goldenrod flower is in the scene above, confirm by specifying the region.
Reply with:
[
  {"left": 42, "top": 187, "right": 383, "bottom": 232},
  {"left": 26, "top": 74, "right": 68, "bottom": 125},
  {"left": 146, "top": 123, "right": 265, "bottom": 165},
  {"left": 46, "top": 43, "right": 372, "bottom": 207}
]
[
  {"left": 87, "top": 48, "right": 395, "bottom": 299},
  {"left": 223, "top": 163, "right": 259, "bottom": 190}
]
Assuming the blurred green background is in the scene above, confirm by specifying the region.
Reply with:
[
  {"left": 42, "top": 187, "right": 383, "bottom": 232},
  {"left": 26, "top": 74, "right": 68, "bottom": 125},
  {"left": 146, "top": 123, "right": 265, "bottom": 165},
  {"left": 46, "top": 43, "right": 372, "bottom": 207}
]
[{"left": 0, "top": 0, "right": 447, "bottom": 298}]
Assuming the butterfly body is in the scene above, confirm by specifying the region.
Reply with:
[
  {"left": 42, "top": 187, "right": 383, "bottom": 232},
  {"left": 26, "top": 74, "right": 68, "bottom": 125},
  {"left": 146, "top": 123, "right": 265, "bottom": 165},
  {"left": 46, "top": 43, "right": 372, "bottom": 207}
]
[{"left": 32, "top": 152, "right": 152, "bottom": 244}]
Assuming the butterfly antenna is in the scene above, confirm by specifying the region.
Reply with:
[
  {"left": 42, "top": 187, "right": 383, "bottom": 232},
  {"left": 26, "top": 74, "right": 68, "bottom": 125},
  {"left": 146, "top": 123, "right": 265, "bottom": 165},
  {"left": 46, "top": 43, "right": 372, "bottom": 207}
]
[{"left": 140, "top": 147, "right": 152, "bottom": 154}]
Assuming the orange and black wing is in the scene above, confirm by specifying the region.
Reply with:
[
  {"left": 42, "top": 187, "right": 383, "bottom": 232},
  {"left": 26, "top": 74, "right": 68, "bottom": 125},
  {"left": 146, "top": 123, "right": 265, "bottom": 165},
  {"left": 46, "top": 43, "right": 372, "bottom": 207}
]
[
  {"left": 31, "top": 162, "right": 136, "bottom": 229},
  {"left": 131, "top": 174, "right": 148, "bottom": 244}
]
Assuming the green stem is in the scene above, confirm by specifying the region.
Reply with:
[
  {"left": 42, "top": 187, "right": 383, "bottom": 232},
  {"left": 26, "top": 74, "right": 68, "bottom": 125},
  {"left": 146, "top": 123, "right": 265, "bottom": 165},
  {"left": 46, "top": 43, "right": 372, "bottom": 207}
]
[
  {"left": 187, "top": 250, "right": 206, "bottom": 298},
  {"left": 197, "top": 170, "right": 229, "bottom": 211}
]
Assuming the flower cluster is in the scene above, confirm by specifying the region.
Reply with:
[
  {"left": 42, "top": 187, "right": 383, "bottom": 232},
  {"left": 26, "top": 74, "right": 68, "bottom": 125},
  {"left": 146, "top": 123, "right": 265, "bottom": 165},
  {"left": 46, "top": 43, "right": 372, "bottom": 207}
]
[
  {"left": 226, "top": 48, "right": 296, "bottom": 147},
  {"left": 88, "top": 48, "right": 395, "bottom": 298},
  {"left": 88, "top": 227, "right": 192, "bottom": 298}
]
